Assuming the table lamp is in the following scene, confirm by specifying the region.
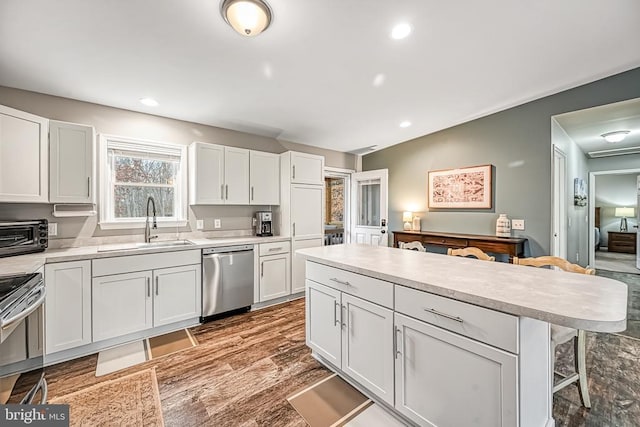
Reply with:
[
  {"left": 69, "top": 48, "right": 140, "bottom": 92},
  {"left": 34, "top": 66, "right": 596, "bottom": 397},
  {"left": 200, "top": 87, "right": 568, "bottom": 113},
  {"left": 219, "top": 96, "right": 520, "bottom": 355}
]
[
  {"left": 615, "top": 207, "right": 635, "bottom": 232},
  {"left": 403, "top": 211, "right": 413, "bottom": 231}
]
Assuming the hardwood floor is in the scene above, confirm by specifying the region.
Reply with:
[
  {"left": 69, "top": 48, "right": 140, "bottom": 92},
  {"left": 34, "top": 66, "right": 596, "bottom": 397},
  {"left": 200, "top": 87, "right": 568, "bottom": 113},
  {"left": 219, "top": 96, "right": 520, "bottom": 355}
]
[{"left": 40, "top": 297, "right": 640, "bottom": 426}]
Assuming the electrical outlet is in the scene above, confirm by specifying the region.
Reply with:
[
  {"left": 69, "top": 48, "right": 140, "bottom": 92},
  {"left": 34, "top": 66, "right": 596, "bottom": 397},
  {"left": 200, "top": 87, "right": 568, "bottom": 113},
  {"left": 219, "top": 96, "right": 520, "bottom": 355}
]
[
  {"left": 576, "top": 253, "right": 580, "bottom": 262},
  {"left": 48, "top": 223, "right": 58, "bottom": 236},
  {"left": 214, "top": 219, "right": 221, "bottom": 229},
  {"left": 196, "top": 220, "right": 204, "bottom": 230},
  {"left": 511, "top": 219, "right": 525, "bottom": 230}
]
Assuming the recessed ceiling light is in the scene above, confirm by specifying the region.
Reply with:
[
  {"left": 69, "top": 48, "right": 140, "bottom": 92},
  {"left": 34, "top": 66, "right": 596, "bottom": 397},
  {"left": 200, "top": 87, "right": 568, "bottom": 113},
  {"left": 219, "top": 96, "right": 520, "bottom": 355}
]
[
  {"left": 139, "top": 97, "right": 159, "bottom": 107},
  {"left": 601, "top": 130, "right": 630, "bottom": 143},
  {"left": 391, "top": 23, "right": 411, "bottom": 40},
  {"left": 399, "top": 121, "right": 411, "bottom": 128},
  {"left": 373, "top": 73, "right": 386, "bottom": 87}
]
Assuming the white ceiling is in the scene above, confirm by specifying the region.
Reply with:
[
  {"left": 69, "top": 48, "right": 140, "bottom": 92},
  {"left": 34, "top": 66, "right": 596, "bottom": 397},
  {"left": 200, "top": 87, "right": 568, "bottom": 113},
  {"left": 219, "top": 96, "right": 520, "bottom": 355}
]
[
  {"left": 1, "top": 0, "right": 640, "bottom": 153},
  {"left": 554, "top": 98, "right": 640, "bottom": 157}
]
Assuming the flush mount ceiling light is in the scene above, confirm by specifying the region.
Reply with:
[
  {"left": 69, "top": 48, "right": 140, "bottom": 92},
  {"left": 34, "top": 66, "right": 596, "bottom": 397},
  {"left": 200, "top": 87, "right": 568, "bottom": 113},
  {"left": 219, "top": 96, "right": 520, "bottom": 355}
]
[
  {"left": 391, "top": 23, "right": 412, "bottom": 40},
  {"left": 221, "top": 0, "right": 272, "bottom": 37},
  {"left": 601, "top": 130, "right": 630, "bottom": 143},
  {"left": 139, "top": 97, "right": 158, "bottom": 107},
  {"left": 399, "top": 120, "right": 412, "bottom": 128}
]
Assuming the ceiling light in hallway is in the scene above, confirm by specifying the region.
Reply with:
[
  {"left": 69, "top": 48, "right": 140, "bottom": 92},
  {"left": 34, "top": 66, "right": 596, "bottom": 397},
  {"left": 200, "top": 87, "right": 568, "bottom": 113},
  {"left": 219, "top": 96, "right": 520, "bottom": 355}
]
[
  {"left": 139, "top": 97, "right": 159, "bottom": 107},
  {"left": 399, "top": 120, "right": 411, "bottom": 128},
  {"left": 601, "top": 130, "right": 630, "bottom": 143},
  {"left": 391, "top": 23, "right": 411, "bottom": 40},
  {"left": 221, "top": 0, "right": 272, "bottom": 37}
]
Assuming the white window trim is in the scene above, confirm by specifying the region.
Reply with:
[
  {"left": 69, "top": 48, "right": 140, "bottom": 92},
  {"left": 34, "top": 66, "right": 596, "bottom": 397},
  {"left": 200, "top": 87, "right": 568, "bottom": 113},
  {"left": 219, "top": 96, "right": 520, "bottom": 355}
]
[{"left": 98, "top": 134, "right": 188, "bottom": 230}]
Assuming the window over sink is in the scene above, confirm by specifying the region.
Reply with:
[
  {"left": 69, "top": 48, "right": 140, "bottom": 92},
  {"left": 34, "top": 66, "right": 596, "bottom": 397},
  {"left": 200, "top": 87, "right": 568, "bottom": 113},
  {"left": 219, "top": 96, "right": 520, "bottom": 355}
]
[{"left": 98, "top": 135, "right": 187, "bottom": 229}]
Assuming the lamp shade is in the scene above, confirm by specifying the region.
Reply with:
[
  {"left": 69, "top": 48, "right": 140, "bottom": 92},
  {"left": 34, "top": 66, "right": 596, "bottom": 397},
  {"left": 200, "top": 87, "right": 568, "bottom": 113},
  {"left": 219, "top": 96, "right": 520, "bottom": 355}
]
[
  {"left": 221, "top": 0, "right": 272, "bottom": 37},
  {"left": 402, "top": 211, "right": 413, "bottom": 222},
  {"left": 615, "top": 207, "right": 635, "bottom": 218}
]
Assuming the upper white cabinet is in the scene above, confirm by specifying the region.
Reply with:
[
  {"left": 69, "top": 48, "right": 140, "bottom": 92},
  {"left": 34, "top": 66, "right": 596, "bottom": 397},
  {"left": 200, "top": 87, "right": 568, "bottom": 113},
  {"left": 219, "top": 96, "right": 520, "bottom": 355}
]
[
  {"left": 250, "top": 150, "right": 279, "bottom": 205},
  {"left": 0, "top": 105, "right": 49, "bottom": 203},
  {"left": 49, "top": 120, "right": 95, "bottom": 204},
  {"left": 289, "top": 152, "right": 324, "bottom": 185},
  {"left": 188, "top": 142, "right": 250, "bottom": 205}
]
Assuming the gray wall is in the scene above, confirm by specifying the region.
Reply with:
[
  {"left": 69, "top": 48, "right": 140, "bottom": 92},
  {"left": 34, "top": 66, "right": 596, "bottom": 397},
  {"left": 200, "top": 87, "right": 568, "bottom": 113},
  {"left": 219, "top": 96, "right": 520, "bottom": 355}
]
[
  {"left": 363, "top": 67, "right": 640, "bottom": 258},
  {"left": 0, "top": 86, "right": 356, "bottom": 241}
]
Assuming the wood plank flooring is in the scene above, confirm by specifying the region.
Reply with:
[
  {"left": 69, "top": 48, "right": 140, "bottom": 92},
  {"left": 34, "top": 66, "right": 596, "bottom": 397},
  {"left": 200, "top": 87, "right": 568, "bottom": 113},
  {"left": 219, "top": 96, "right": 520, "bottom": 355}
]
[{"left": 41, "top": 297, "right": 640, "bottom": 426}]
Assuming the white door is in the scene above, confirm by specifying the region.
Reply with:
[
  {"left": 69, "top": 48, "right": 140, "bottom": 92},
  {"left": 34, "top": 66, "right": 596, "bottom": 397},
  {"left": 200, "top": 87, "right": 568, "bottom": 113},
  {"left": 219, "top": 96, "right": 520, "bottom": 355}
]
[
  {"left": 637, "top": 175, "right": 640, "bottom": 269},
  {"left": 45, "top": 261, "right": 92, "bottom": 354},
  {"left": 259, "top": 254, "right": 290, "bottom": 301},
  {"left": 394, "top": 313, "right": 518, "bottom": 427},
  {"left": 224, "top": 146, "right": 250, "bottom": 204},
  {"left": 49, "top": 121, "right": 95, "bottom": 203},
  {"left": 306, "top": 280, "right": 342, "bottom": 367},
  {"left": 153, "top": 264, "right": 201, "bottom": 327},
  {"left": 250, "top": 151, "right": 280, "bottom": 205},
  {"left": 92, "top": 271, "right": 153, "bottom": 341},
  {"left": 350, "top": 169, "right": 388, "bottom": 246},
  {"left": 341, "top": 293, "right": 394, "bottom": 405},
  {"left": 291, "top": 184, "right": 323, "bottom": 239},
  {"left": 552, "top": 147, "right": 567, "bottom": 258}
]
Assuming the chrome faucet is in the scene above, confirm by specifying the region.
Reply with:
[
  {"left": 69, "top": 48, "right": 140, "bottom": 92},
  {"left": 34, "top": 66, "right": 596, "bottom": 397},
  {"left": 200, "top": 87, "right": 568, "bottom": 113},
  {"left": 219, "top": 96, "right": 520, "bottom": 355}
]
[{"left": 144, "top": 196, "right": 158, "bottom": 243}]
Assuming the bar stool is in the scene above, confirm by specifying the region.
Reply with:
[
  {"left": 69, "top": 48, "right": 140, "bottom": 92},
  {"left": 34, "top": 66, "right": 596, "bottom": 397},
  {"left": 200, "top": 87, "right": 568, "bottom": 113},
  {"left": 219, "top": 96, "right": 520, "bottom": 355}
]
[
  {"left": 447, "top": 247, "right": 495, "bottom": 261},
  {"left": 513, "top": 255, "right": 594, "bottom": 408},
  {"left": 398, "top": 241, "right": 426, "bottom": 252}
]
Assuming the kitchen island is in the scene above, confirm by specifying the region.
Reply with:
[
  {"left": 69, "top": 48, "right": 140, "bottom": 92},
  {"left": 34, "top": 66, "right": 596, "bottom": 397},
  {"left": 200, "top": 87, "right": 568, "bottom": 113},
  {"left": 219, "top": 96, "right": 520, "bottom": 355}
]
[{"left": 297, "top": 244, "right": 628, "bottom": 427}]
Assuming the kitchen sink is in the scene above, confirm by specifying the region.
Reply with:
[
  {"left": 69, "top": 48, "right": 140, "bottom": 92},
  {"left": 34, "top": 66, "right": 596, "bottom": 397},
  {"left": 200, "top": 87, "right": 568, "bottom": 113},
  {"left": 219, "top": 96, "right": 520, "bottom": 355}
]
[{"left": 97, "top": 240, "right": 194, "bottom": 252}]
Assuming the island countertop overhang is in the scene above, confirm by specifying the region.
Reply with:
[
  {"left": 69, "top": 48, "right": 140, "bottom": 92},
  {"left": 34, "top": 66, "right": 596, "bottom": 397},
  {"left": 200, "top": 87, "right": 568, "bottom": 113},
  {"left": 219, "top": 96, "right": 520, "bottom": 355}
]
[{"left": 297, "top": 244, "right": 628, "bottom": 333}]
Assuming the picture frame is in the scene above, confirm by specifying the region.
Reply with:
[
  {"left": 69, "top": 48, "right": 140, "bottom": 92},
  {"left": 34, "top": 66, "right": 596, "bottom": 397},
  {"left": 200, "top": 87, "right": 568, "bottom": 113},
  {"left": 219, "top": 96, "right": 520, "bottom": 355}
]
[
  {"left": 574, "top": 178, "right": 587, "bottom": 206},
  {"left": 427, "top": 164, "right": 492, "bottom": 209}
]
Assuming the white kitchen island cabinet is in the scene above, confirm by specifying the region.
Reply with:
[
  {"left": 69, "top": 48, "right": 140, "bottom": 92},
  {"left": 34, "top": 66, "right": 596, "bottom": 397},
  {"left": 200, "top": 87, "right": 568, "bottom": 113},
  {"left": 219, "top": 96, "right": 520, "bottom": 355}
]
[{"left": 299, "top": 244, "right": 628, "bottom": 427}]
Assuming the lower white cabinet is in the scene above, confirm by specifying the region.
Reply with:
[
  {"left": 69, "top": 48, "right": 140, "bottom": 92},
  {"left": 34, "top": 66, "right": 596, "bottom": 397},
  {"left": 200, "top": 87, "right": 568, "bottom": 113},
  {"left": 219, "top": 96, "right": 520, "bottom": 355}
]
[
  {"left": 394, "top": 313, "right": 518, "bottom": 427},
  {"left": 306, "top": 280, "right": 394, "bottom": 405},
  {"left": 154, "top": 265, "right": 201, "bottom": 327},
  {"left": 258, "top": 241, "right": 291, "bottom": 302},
  {"left": 45, "top": 260, "right": 92, "bottom": 354}
]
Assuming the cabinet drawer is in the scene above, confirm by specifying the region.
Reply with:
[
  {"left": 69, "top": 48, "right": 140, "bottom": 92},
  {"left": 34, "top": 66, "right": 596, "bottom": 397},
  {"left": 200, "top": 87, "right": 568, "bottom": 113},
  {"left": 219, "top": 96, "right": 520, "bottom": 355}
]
[
  {"left": 422, "top": 236, "right": 468, "bottom": 247},
  {"left": 306, "top": 262, "right": 393, "bottom": 309},
  {"left": 93, "top": 249, "right": 201, "bottom": 277},
  {"left": 395, "top": 285, "right": 518, "bottom": 353},
  {"left": 259, "top": 241, "right": 291, "bottom": 256}
]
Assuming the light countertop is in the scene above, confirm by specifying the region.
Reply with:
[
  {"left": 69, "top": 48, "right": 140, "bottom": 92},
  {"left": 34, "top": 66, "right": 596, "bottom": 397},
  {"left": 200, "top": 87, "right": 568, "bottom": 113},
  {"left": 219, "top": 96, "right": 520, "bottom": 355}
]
[
  {"left": 0, "top": 235, "right": 289, "bottom": 276},
  {"left": 297, "top": 244, "right": 628, "bottom": 333}
]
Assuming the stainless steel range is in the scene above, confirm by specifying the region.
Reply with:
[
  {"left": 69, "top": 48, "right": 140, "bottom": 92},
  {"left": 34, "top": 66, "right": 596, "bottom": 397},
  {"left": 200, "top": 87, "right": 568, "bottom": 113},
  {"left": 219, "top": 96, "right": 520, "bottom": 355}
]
[{"left": 0, "top": 272, "right": 47, "bottom": 404}]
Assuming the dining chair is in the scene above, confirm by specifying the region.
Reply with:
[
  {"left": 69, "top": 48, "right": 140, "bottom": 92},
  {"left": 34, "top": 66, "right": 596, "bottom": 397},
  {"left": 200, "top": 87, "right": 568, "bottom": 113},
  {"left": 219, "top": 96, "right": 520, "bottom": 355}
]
[
  {"left": 398, "top": 241, "right": 426, "bottom": 252},
  {"left": 447, "top": 246, "right": 495, "bottom": 261},
  {"left": 512, "top": 255, "right": 595, "bottom": 408}
]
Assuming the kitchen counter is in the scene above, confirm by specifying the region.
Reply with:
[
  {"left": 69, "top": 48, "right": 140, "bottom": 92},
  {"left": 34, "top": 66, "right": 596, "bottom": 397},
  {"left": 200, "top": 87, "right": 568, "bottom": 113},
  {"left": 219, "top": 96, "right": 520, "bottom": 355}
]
[
  {"left": 297, "top": 243, "right": 627, "bottom": 332},
  {"left": 0, "top": 235, "right": 289, "bottom": 276}
]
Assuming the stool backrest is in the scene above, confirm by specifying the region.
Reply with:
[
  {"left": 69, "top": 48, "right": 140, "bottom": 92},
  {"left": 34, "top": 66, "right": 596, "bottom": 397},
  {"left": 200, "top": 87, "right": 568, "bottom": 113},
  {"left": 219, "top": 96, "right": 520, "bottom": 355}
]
[
  {"left": 399, "top": 241, "right": 426, "bottom": 252},
  {"left": 512, "top": 255, "right": 595, "bottom": 275},
  {"left": 447, "top": 247, "right": 495, "bottom": 261}
]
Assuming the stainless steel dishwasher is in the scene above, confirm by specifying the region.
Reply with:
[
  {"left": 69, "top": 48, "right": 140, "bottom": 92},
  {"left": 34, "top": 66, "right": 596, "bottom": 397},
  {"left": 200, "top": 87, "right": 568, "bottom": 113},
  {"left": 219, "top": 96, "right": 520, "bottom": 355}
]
[{"left": 201, "top": 244, "right": 254, "bottom": 322}]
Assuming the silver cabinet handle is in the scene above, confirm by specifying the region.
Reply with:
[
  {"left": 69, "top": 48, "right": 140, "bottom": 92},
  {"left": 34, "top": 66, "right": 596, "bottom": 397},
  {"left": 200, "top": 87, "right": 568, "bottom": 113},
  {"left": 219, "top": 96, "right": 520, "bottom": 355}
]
[
  {"left": 292, "top": 223, "right": 296, "bottom": 237},
  {"left": 341, "top": 304, "right": 346, "bottom": 328},
  {"left": 226, "top": 184, "right": 229, "bottom": 200},
  {"left": 330, "top": 278, "right": 350, "bottom": 286},
  {"left": 155, "top": 276, "right": 159, "bottom": 296},
  {"left": 394, "top": 326, "right": 402, "bottom": 358},
  {"left": 334, "top": 301, "right": 340, "bottom": 326},
  {"left": 221, "top": 184, "right": 224, "bottom": 199},
  {"left": 87, "top": 176, "right": 91, "bottom": 197},
  {"left": 292, "top": 164, "right": 296, "bottom": 179},
  {"left": 146, "top": 277, "right": 150, "bottom": 297},
  {"left": 251, "top": 186, "right": 254, "bottom": 201},
  {"left": 268, "top": 247, "right": 283, "bottom": 252},
  {"left": 424, "top": 308, "right": 464, "bottom": 323},
  {"left": 261, "top": 261, "right": 264, "bottom": 277}
]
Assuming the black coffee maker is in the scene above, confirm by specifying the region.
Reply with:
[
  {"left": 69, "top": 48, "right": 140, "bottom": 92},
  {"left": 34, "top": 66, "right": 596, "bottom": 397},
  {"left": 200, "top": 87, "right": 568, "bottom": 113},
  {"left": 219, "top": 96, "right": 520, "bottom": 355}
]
[{"left": 255, "top": 211, "right": 273, "bottom": 236}]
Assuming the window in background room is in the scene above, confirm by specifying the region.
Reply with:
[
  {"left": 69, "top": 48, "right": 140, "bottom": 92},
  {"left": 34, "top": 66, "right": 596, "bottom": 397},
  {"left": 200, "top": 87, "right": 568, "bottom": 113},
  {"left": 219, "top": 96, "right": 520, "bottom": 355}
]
[{"left": 99, "top": 135, "right": 187, "bottom": 229}]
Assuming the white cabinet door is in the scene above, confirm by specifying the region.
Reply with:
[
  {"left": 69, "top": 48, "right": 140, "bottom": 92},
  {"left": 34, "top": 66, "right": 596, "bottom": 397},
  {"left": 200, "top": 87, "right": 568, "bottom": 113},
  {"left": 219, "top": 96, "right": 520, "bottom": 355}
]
[
  {"left": 0, "top": 105, "right": 48, "bottom": 202},
  {"left": 92, "top": 271, "right": 153, "bottom": 342},
  {"left": 49, "top": 120, "right": 95, "bottom": 203},
  {"left": 153, "top": 264, "right": 201, "bottom": 327},
  {"left": 189, "top": 142, "right": 224, "bottom": 204},
  {"left": 291, "top": 152, "right": 324, "bottom": 185},
  {"left": 394, "top": 313, "right": 518, "bottom": 427},
  {"left": 44, "top": 260, "right": 92, "bottom": 354},
  {"left": 342, "top": 293, "right": 394, "bottom": 406},
  {"left": 306, "top": 280, "right": 342, "bottom": 367},
  {"left": 292, "top": 238, "right": 323, "bottom": 293},
  {"left": 259, "top": 253, "right": 290, "bottom": 301},
  {"left": 224, "top": 146, "right": 250, "bottom": 204},
  {"left": 291, "top": 184, "right": 323, "bottom": 239},
  {"left": 250, "top": 150, "right": 279, "bottom": 205}
]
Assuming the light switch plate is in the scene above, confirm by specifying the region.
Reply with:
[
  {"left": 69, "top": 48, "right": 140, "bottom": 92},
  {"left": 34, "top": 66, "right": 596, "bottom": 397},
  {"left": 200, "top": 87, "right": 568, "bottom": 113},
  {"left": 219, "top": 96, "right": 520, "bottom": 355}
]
[
  {"left": 196, "top": 220, "right": 204, "bottom": 230},
  {"left": 48, "top": 223, "right": 58, "bottom": 236},
  {"left": 512, "top": 219, "right": 525, "bottom": 230},
  {"left": 214, "top": 219, "right": 221, "bottom": 229}
]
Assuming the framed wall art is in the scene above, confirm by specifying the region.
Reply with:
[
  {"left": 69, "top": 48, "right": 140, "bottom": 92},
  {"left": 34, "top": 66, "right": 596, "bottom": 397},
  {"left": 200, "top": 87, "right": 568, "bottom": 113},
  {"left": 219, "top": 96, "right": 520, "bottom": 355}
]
[
  {"left": 427, "top": 164, "right": 492, "bottom": 209},
  {"left": 574, "top": 178, "right": 587, "bottom": 206}
]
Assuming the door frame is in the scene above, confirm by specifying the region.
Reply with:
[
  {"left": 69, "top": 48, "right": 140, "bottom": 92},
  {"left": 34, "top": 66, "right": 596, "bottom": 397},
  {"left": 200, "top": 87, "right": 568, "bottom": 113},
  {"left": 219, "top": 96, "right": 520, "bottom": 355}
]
[
  {"left": 588, "top": 167, "right": 640, "bottom": 268},
  {"left": 324, "top": 166, "right": 354, "bottom": 244},
  {"left": 552, "top": 146, "right": 567, "bottom": 258}
]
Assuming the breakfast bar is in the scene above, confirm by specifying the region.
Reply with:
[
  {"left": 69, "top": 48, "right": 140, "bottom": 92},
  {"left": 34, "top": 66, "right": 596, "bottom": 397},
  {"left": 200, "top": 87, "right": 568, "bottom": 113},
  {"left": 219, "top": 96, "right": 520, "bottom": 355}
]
[{"left": 297, "top": 244, "right": 628, "bottom": 427}]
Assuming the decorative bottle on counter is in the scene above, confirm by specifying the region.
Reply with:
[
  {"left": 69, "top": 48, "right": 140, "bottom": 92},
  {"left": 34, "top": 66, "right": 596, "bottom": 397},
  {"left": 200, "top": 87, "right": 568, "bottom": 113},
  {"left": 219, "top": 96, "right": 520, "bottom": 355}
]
[
  {"left": 412, "top": 216, "right": 421, "bottom": 231},
  {"left": 496, "top": 214, "right": 511, "bottom": 237}
]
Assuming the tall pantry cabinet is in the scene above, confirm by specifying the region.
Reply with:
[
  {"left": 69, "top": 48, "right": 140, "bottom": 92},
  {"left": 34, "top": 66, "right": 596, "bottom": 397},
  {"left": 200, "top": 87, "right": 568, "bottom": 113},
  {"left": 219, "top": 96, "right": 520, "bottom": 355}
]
[{"left": 279, "top": 152, "right": 324, "bottom": 294}]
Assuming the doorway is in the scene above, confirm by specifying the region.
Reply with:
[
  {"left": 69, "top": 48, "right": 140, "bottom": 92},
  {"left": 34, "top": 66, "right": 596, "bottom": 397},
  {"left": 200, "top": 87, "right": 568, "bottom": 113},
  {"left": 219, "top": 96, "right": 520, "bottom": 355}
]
[{"left": 324, "top": 167, "right": 352, "bottom": 246}]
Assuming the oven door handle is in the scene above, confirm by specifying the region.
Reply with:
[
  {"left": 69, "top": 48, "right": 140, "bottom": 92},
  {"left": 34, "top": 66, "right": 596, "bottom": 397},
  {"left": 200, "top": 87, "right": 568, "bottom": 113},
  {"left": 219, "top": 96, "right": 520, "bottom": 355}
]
[{"left": 0, "top": 289, "right": 46, "bottom": 330}]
